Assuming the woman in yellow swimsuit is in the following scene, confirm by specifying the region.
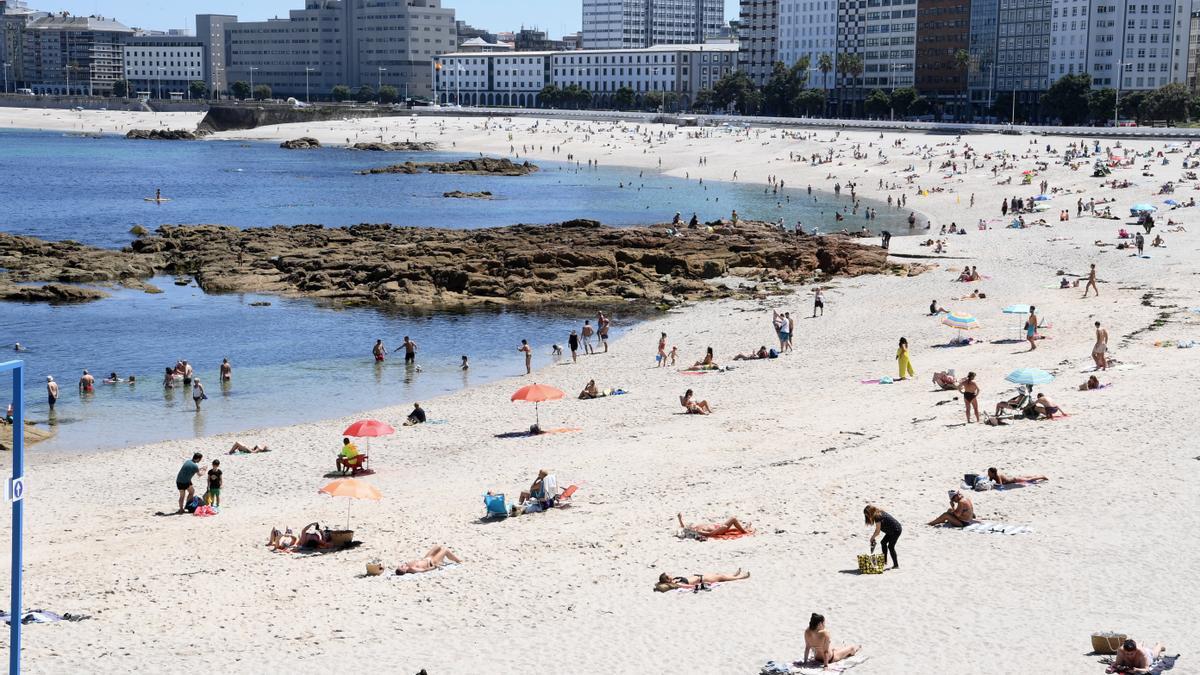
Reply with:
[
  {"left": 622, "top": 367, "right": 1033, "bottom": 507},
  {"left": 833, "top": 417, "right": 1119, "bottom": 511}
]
[{"left": 896, "top": 337, "right": 915, "bottom": 380}]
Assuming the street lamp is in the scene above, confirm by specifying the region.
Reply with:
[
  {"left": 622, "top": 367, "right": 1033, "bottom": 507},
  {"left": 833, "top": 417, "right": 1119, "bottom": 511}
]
[
  {"left": 305, "top": 66, "right": 315, "bottom": 103},
  {"left": 1114, "top": 61, "right": 1128, "bottom": 127},
  {"left": 249, "top": 66, "right": 259, "bottom": 99},
  {"left": 157, "top": 66, "right": 165, "bottom": 100},
  {"left": 377, "top": 66, "right": 387, "bottom": 102},
  {"left": 2, "top": 62, "right": 9, "bottom": 95}
]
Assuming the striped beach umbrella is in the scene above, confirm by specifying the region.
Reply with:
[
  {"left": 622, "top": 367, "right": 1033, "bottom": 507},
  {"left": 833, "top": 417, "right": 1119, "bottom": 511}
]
[{"left": 941, "top": 312, "right": 980, "bottom": 330}]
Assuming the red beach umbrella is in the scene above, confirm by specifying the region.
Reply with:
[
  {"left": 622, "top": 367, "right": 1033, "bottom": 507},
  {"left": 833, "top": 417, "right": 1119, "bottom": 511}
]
[
  {"left": 510, "top": 383, "right": 564, "bottom": 427},
  {"left": 342, "top": 419, "right": 396, "bottom": 438}
]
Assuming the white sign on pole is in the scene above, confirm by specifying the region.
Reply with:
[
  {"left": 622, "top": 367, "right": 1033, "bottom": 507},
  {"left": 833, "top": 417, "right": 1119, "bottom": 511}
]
[{"left": 6, "top": 477, "right": 25, "bottom": 503}]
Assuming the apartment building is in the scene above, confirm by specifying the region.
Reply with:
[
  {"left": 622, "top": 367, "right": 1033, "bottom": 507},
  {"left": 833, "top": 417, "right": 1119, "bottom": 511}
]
[
  {"left": 123, "top": 35, "right": 205, "bottom": 98},
  {"left": 915, "top": 0, "right": 971, "bottom": 108},
  {"left": 434, "top": 42, "right": 737, "bottom": 109},
  {"left": 582, "top": 0, "right": 725, "bottom": 49},
  {"left": 21, "top": 13, "right": 133, "bottom": 95},
  {"left": 778, "top": 0, "right": 839, "bottom": 88},
  {"left": 196, "top": 14, "right": 236, "bottom": 95},
  {"left": 739, "top": 0, "right": 780, "bottom": 85}
]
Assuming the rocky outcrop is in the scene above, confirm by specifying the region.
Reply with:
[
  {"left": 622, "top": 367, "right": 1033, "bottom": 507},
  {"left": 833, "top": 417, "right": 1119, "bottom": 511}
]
[
  {"left": 443, "top": 191, "right": 493, "bottom": 199},
  {"left": 125, "top": 129, "right": 197, "bottom": 140},
  {"left": 280, "top": 137, "right": 321, "bottom": 149},
  {"left": 350, "top": 141, "right": 436, "bottom": 152},
  {"left": 359, "top": 158, "right": 537, "bottom": 176},
  {"left": 0, "top": 421, "right": 55, "bottom": 450},
  {"left": 1, "top": 222, "right": 913, "bottom": 309},
  {"left": 0, "top": 283, "right": 108, "bottom": 303}
]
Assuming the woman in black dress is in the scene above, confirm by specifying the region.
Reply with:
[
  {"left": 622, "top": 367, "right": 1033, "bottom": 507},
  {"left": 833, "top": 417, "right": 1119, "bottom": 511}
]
[{"left": 864, "top": 504, "right": 902, "bottom": 570}]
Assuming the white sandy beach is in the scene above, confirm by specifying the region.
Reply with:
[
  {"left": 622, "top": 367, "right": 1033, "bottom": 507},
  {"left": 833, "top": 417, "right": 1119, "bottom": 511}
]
[{"left": 0, "top": 106, "right": 1198, "bottom": 673}]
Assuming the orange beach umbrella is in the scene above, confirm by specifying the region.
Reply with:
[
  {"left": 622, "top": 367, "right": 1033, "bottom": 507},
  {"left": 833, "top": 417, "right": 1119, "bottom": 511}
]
[
  {"left": 319, "top": 478, "right": 382, "bottom": 529},
  {"left": 511, "top": 383, "right": 564, "bottom": 427}
]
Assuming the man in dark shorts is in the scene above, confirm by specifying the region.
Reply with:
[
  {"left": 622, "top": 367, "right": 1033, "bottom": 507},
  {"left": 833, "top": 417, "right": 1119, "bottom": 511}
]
[
  {"left": 404, "top": 402, "right": 426, "bottom": 426},
  {"left": 46, "top": 376, "right": 58, "bottom": 410},
  {"left": 176, "top": 452, "right": 204, "bottom": 514},
  {"left": 396, "top": 336, "right": 418, "bottom": 364}
]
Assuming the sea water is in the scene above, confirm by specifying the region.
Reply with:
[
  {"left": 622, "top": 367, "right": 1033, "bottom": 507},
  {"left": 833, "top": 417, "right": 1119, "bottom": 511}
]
[{"left": 0, "top": 130, "right": 907, "bottom": 452}]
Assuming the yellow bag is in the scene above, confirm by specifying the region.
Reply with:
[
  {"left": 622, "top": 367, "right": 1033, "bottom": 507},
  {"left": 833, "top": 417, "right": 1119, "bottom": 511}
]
[{"left": 857, "top": 553, "right": 886, "bottom": 575}]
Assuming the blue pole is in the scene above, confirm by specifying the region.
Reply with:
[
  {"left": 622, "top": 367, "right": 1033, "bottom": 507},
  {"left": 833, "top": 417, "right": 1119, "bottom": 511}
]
[{"left": 5, "top": 360, "right": 23, "bottom": 675}]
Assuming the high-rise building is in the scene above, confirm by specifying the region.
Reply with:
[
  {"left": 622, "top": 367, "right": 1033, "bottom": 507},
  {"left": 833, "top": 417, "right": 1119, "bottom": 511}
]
[
  {"left": 915, "top": 0, "right": 971, "bottom": 111},
  {"left": 196, "top": 14, "right": 236, "bottom": 95},
  {"left": 739, "top": 0, "right": 779, "bottom": 86},
  {"left": 21, "top": 13, "right": 133, "bottom": 95},
  {"left": 123, "top": 35, "right": 205, "bottom": 98},
  {"left": 1, "top": 1, "right": 44, "bottom": 90},
  {"left": 836, "top": 0, "right": 917, "bottom": 108},
  {"left": 224, "top": 0, "right": 456, "bottom": 100},
  {"left": 778, "top": 0, "right": 838, "bottom": 86},
  {"left": 1049, "top": 0, "right": 1192, "bottom": 92},
  {"left": 1189, "top": 9, "right": 1200, "bottom": 90},
  {"left": 995, "top": 0, "right": 1051, "bottom": 108},
  {"left": 582, "top": 0, "right": 725, "bottom": 49}
]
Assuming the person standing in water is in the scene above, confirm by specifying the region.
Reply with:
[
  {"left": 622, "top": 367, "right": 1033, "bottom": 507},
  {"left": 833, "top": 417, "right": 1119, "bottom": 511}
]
[
  {"left": 78, "top": 369, "right": 95, "bottom": 394},
  {"left": 46, "top": 376, "right": 58, "bottom": 410},
  {"left": 581, "top": 320, "right": 595, "bottom": 355},
  {"left": 192, "top": 378, "right": 207, "bottom": 412},
  {"left": 373, "top": 339, "right": 386, "bottom": 362},
  {"left": 518, "top": 340, "right": 532, "bottom": 375},
  {"left": 597, "top": 311, "right": 610, "bottom": 353},
  {"left": 394, "top": 336, "right": 418, "bottom": 364},
  {"left": 220, "top": 358, "right": 232, "bottom": 382}
]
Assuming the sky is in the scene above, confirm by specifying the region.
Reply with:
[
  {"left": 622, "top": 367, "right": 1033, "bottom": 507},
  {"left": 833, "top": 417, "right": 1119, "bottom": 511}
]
[{"left": 38, "top": 0, "right": 740, "bottom": 37}]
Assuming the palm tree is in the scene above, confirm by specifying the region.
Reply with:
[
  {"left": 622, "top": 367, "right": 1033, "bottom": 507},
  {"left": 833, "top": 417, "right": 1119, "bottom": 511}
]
[
  {"left": 817, "top": 53, "right": 833, "bottom": 116},
  {"left": 844, "top": 54, "right": 865, "bottom": 118},
  {"left": 953, "top": 49, "right": 971, "bottom": 120}
]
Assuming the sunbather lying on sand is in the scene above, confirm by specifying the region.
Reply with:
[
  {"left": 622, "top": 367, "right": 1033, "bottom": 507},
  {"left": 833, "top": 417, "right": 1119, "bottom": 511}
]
[
  {"left": 395, "top": 545, "right": 462, "bottom": 575},
  {"left": 230, "top": 441, "right": 270, "bottom": 454},
  {"left": 803, "top": 613, "right": 861, "bottom": 669},
  {"left": 928, "top": 491, "right": 975, "bottom": 527},
  {"left": 986, "top": 467, "right": 1047, "bottom": 485},
  {"left": 1113, "top": 638, "right": 1167, "bottom": 674},
  {"left": 677, "top": 513, "right": 750, "bottom": 538},
  {"left": 733, "top": 346, "right": 770, "bottom": 360},
  {"left": 680, "top": 389, "right": 713, "bottom": 415},
  {"left": 932, "top": 370, "right": 957, "bottom": 390},
  {"left": 266, "top": 527, "right": 298, "bottom": 550},
  {"left": 654, "top": 569, "right": 749, "bottom": 592}
]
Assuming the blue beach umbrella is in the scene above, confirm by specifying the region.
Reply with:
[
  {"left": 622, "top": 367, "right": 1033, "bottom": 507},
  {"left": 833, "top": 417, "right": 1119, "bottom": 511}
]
[
  {"left": 1164, "top": 199, "right": 1179, "bottom": 206},
  {"left": 1130, "top": 204, "right": 1157, "bottom": 213},
  {"left": 1005, "top": 368, "right": 1054, "bottom": 386},
  {"left": 1034, "top": 194, "right": 1051, "bottom": 201},
  {"left": 1002, "top": 304, "right": 1030, "bottom": 315}
]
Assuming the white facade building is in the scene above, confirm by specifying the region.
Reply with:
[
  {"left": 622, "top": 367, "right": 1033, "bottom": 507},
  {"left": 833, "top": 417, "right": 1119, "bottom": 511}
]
[
  {"left": 1048, "top": 0, "right": 1192, "bottom": 91},
  {"left": 779, "top": 0, "right": 838, "bottom": 83},
  {"left": 434, "top": 43, "right": 737, "bottom": 108},
  {"left": 582, "top": 0, "right": 726, "bottom": 49},
  {"left": 123, "top": 36, "right": 205, "bottom": 97}
]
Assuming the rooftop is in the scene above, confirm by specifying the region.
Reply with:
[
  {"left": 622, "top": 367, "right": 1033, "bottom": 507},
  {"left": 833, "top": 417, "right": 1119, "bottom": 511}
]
[{"left": 27, "top": 13, "right": 133, "bottom": 33}]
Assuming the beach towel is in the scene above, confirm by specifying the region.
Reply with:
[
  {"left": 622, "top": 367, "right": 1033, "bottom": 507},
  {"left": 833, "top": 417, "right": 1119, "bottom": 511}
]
[
  {"left": 389, "top": 562, "right": 460, "bottom": 580},
  {"left": 272, "top": 541, "right": 363, "bottom": 556},
  {"left": 958, "top": 521, "right": 1034, "bottom": 535},
  {"left": 0, "top": 610, "right": 91, "bottom": 625},
  {"left": 678, "top": 528, "right": 754, "bottom": 541},
  {"left": 762, "top": 654, "right": 870, "bottom": 674},
  {"left": 671, "top": 582, "right": 720, "bottom": 594},
  {"left": 1106, "top": 654, "right": 1179, "bottom": 674}
]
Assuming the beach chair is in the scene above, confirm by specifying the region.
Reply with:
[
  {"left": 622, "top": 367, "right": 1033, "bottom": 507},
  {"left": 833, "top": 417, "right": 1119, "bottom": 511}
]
[
  {"left": 554, "top": 484, "right": 579, "bottom": 508},
  {"left": 483, "top": 493, "right": 509, "bottom": 520},
  {"left": 342, "top": 454, "right": 370, "bottom": 476}
]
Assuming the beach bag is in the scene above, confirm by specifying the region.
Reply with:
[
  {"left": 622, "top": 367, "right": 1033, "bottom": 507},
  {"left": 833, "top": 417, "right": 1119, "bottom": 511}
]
[
  {"left": 768, "top": 349, "right": 778, "bottom": 358},
  {"left": 484, "top": 493, "right": 508, "bottom": 518},
  {"left": 856, "top": 553, "right": 886, "bottom": 575},
  {"left": 184, "top": 496, "right": 203, "bottom": 513},
  {"left": 1091, "top": 632, "right": 1127, "bottom": 655}
]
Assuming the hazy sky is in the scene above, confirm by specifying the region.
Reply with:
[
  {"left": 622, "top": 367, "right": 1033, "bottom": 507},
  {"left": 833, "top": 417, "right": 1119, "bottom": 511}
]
[{"left": 40, "top": 0, "right": 740, "bottom": 37}]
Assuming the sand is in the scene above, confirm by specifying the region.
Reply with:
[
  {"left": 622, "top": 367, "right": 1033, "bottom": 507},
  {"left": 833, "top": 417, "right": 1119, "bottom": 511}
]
[{"left": 0, "top": 107, "right": 1197, "bottom": 673}]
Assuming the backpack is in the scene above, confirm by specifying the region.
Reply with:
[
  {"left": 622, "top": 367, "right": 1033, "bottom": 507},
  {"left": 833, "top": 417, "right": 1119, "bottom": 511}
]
[{"left": 185, "top": 496, "right": 203, "bottom": 513}]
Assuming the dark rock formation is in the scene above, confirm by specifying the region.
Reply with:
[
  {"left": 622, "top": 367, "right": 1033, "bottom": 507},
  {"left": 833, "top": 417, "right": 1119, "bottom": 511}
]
[
  {"left": 125, "top": 129, "right": 197, "bottom": 140},
  {"left": 0, "top": 222, "right": 919, "bottom": 308},
  {"left": 443, "top": 191, "right": 494, "bottom": 199},
  {"left": 280, "top": 137, "right": 321, "bottom": 149},
  {"left": 350, "top": 141, "right": 436, "bottom": 152},
  {"left": 1, "top": 283, "right": 108, "bottom": 303},
  {"left": 359, "top": 158, "right": 537, "bottom": 176}
]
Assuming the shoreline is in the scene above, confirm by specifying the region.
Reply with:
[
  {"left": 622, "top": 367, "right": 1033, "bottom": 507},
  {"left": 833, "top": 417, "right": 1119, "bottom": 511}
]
[{"left": 0, "top": 107, "right": 1196, "bottom": 672}]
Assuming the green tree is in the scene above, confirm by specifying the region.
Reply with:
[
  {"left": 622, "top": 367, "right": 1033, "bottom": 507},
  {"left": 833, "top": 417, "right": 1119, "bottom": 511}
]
[
  {"left": 252, "top": 84, "right": 272, "bottom": 101},
  {"left": 231, "top": 80, "right": 251, "bottom": 101},
  {"left": 908, "top": 95, "right": 931, "bottom": 117},
  {"left": 645, "top": 90, "right": 665, "bottom": 110},
  {"left": 1140, "top": 83, "right": 1190, "bottom": 123},
  {"left": 762, "top": 61, "right": 793, "bottom": 114},
  {"left": 561, "top": 83, "right": 591, "bottom": 109},
  {"left": 991, "top": 91, "right": 1014, "bottom": 121},
  {"left": 793, "top": 89, "right": 826, "bottom": 116},
  {"left": 889, "top": 87, "right": 919, "bottom": 117},
  {"left": 817, "top": 53, "right": 834, "bottom": 94},
  {"left": 1189, "top": 94, "right": 1200, "bottom": 121},
  {"left": 1087, "top": 88, "right": 1117, "bottom": 123},
  {"left": 355, "top": 85, "right": 375, "bottom": 103},
  {"left": 864, "top": 89, "right": 891, "bottom": 118},
  {"left": 1119, "top": 91, "right": 1146, "bottom": 121},
  {"left": 331, "top": 84, "right": 352, "bottom": 102},
  {"left": 538, "top": 84, "right": 561, "bottom": 108},
  {"left": 111, "top": 79, "right": 130, "bottom": 98},
  {"left": 378, "top": 85, "right": 399, "bottom": 104},
  {"left": 712, "top": 71, "right": 758, "bottom": 114},
  {"left": 188, "top": 80, "right": 208, "bottom": 100},
  {"left": 837, "top": 53, "right": 864, "bottom": 117},
  {"left": 1039, "top": 73, "right": 1091, "bottom": 125},
  {"left": 614, "top": 85, "right": 635, "bottom": 110},
  {"left": 693, "top": 88, "right": 715, "bottom": 112}
]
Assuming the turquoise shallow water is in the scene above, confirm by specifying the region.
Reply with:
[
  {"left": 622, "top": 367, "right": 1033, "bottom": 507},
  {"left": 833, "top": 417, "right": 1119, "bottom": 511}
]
[{"left": 0, "top": 130, "right": 903, "bottom": 452}]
